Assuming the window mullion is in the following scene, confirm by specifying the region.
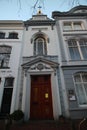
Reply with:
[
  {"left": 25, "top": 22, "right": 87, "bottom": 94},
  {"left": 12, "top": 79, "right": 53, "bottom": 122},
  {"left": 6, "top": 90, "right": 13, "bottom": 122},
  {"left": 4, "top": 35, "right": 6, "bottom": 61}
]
[
  {"left": 36, "top": 41, "right": 38, "bottom": 55},
  {"left": 81, "top": 22, "right": 84, "bottom": 30},
  {"left": 43, "top": 40, "right": 44, "bottom": 55},
  {"left": 71, "top": 22, "right": 74, "bottom": 30},
  {"left": 77, "top": 41, "right": 83, "bottom": 60}
]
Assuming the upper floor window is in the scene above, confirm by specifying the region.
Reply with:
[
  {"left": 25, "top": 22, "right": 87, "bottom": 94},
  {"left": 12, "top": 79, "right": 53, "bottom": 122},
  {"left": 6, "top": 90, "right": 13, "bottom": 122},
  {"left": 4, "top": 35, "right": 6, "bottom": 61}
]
[
  {"left": 8, "top": 32, "right": 18, "bottom": 39},
  {"left": 0, "top": 32, "right": 5, "bottom": 39},
  {"left": 0, "top": 45, "right": 12, "bottom": 68},
  {"left": 68, "top": 39, "right": 87, "bottom": 60},
  {"left": 63, "top": 22, "right": 84, "bottom": 31},
  {"left": 74, "top": 72, "right": 87, "bottom": 105},
  {"left": 34, "top": 37, "right": 47, "bottom": 55}
]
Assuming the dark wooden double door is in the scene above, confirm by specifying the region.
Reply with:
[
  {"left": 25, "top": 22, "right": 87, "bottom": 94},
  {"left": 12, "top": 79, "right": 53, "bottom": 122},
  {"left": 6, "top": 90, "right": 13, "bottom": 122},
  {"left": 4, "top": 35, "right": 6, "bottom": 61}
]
[{"left": 30, "top": 75, "right": 53, "bottom": 120}]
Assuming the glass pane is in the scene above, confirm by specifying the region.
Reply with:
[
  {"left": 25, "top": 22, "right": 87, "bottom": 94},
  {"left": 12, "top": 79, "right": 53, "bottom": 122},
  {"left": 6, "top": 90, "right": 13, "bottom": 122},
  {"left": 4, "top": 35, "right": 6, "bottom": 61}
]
[
  {"left": 68, "top": 40, "right": 77, "bottom": 46},
  {"left": 82, "top": 73, "right": 87, "bottom": 82},
  {"left": 0, "top": 33, "right": 5, "bottom": 39},
  {"left": 44, "top": 42, "right": 47, "bottom": 55},
  {"left": 69, "top": 47, "right": 81, "bottom": 60},
  {"left": 74, "top": 23, "right": 82, "bottom": 30},
  {"left": 74, "top": 74, "right": 81, "bottom": 82},
  {"left": 80, "top": 46, "right": 87, "bottom": 59},
  {"left": 9, "top": 33, "right": 18, "bottom": 39},
  {"left": 34, "top": 37, "right": 47, "bottom": 55},
  {"left": 3, "top": 59, "right": 9, "bottom": 67},
  {"left": 0, "top": 54, "right": 10, "bottom": 67},
  {"left": 79, "top": 40, "right": 87, "bottom": 46},
  {"left": 84, "top": 83, "right": 87, "bottom": 91},
  {"left": 37, "top": 38, "right": 43, "bottom": 55},
  {"left": 63, "top": 23, "right": 72, "bottom": 30},
  {"left": 84, "top": 84, "right": 87, "bottom": 103},
  {"left": 76, "top": 84, "right": 87, "bottom": 105},
  {"left": 1, "top": 88, "right": 13, "bottom": 114},
  {"left": 0, "top": 46, "right": 11, "bottom": 54},
  {"left": 64, "top": 25, "right": 71, "bottom": 30},
  {"left": 38, "top": 42, "right": 43, "bottom": 55},
  {"left": 4, "top": 78, "right": 14, "bottom": 87},
  {"left": 34, "top": 42, "right": 36, "bottom": 55}
]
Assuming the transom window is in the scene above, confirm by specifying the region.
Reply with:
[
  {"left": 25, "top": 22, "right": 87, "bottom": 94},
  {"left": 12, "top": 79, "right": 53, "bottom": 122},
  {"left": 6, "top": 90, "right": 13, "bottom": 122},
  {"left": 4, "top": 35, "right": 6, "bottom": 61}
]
[
  {"left": 63, "top": 22, "right": 84, "bottom": 31},
  {"left": 0, "top": 45, "right": 12, "bottom": 68},
  {"left": 34, "top": 37, "right": 47, "bottom": 55},
  {"left": 4, "top": 77, "right": 14, "bottom": 88},
  {"left": 68, "top": 39, "right": 87, "bottom": 60},
  {"left": 74, "top": 72, "right": 87, "bottom": 105}
]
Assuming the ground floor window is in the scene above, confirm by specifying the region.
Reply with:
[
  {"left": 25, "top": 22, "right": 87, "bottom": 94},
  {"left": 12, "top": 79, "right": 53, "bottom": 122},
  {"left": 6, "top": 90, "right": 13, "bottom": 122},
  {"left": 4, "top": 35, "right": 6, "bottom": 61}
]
[
  {"left": 1, "top": 77, "right": 14, "bottom": 114},
  {"left": 74, "top": 72, "right": 87, "bottom": 105}
]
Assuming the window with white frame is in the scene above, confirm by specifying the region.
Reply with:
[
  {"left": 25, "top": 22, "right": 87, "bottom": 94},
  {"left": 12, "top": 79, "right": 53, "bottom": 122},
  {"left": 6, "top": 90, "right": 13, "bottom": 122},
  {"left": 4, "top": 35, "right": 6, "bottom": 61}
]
[
  {"left": 34, "top": 37, "right": 47, "bottom": 55},
  {"left": 68, "top": 39, "right": 87, "bottom": 60},
  {"left": 74, "top": 72, "right": 87, "bottom": 105},
  {"left": 63, "top": 22, "right": 84, "bottom": 31},
  {"left": 8, "top": 32, "right": 18, "bottom": 39},
  {"left": 0, "top": 45, "right": 12, "bottom": 68},
  {"left": 1, "top": 77, "right": 14, "bottom": 114},
  {"left": 63, "top": 23, "right": 72, "bottom": 30},
  {"left": 0, "top": 32, "right": 5, "bottom": 39}
]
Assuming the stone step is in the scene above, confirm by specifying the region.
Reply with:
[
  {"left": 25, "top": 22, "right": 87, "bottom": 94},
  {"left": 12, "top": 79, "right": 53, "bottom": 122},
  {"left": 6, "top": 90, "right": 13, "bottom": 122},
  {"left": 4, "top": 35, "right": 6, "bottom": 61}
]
[{"left": 10, "top": 120, "right": 73, "bottom": 130}]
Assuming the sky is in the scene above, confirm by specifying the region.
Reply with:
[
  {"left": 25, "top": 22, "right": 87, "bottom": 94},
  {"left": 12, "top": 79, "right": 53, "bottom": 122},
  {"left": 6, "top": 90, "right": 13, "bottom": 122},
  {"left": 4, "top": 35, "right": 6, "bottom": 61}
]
[{"left": 0, "top": 0, "right": 87, "bottom": 21}]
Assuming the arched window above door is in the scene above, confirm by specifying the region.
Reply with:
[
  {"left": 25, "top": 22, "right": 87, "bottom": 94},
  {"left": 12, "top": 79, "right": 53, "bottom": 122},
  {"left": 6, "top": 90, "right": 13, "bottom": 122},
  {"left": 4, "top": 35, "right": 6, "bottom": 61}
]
[
  {"left": 34, "top": 37, "right": 47, "bottom": 55},
  {"left": 31, "top": 32, "right": 49, "bottom": 56}
]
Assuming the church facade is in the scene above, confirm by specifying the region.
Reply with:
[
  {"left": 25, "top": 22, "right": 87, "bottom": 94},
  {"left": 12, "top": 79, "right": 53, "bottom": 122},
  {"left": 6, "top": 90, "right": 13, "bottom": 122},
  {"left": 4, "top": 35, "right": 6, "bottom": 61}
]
[{"left": 0, "top": 5, "right": 87, "bottom": 120}]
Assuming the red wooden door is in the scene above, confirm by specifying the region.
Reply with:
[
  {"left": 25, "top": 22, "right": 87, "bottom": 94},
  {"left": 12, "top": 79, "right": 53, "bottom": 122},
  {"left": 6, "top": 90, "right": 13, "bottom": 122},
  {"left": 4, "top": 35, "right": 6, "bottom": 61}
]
[{"left": 30, "top": 75, "right": 53, "bottom": 120}]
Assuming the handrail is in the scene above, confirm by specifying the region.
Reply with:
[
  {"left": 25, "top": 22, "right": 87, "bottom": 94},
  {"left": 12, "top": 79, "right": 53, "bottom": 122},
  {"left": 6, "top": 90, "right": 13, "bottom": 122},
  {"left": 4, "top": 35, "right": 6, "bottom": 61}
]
[{"left": 78, "top": 118, "right": 86, "bottom": 130}]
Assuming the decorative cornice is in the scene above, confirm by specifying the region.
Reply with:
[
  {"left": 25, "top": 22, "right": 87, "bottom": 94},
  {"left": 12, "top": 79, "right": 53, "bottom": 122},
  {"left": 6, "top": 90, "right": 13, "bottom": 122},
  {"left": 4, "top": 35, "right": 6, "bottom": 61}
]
[
  {"left": 22, "top": 56, "right": 59, "bottom": 69},
  {"left": 25, "top": 20, "right": 55, "bottom": 25},
  {"left": 24, "top": 14, "right": 55, "bottom": 30},
  {"left": 24, "top": 20, "right": 55, "bottom": 30},
  {"left": 52, "top": 5, "right": 87, "bottom": 19}
]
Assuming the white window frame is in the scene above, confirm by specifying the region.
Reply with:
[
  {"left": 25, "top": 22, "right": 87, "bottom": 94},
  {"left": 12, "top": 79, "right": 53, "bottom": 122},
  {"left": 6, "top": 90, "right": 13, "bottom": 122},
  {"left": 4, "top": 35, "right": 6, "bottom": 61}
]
[
  {"left": 73, "top": 72, "right": 87, "bottom": 107},
  {"left": 63, "top": 21, "right": 84, "bottom": 31},
  {"left": 0, "top": 45, "right": 11, "bottom": 68},
  {"left": 34, "top": 37, "right": 47, "bottom": 55},
  {"left": 67, "top": 39, "right": 87, "bottom": 60},
  {"left": 36, "top": 38, "right": 44, "bottom": 55}
]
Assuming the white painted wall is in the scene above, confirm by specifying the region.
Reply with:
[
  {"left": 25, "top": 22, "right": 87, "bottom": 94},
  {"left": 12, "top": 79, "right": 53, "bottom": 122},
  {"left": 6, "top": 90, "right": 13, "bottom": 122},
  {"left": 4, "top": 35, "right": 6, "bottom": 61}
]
[
  {"left": 22, "top": 26, "right": 59, "bottom": 57},
  {"left": 0, "top": 27, "right": 24, "bottom": 113}
]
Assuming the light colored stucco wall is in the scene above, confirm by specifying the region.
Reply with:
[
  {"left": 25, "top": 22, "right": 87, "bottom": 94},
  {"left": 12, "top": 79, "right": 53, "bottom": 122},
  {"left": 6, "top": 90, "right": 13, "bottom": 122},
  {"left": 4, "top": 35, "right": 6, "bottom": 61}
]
[
  {"left": 22, "top": 26, "right": 59, "bottom": 57},
  {"left": 0, "top": 26, "right": 24, "bottom": 113}
]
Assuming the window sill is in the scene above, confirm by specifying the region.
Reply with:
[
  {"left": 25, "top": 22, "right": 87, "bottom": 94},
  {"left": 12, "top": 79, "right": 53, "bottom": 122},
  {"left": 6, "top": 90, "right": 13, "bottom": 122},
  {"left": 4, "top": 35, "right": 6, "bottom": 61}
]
[
  {"left": 79, "top": 104, "right": 87, "bottom": 108},
  {"left": 63, "top": 29, "right": 87, "bottom": 32},
  {"left": 0, "top": 39, "right": 20, "bottom": 42},
  {"left": 69, "top": 59, "right": 87, "bottom": 61},
  {"left": 69, "top": 107, "right": 87, "bottom": 111},
  {"left": 0, "top": 67, "right": 10, "bottom": 69}
]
